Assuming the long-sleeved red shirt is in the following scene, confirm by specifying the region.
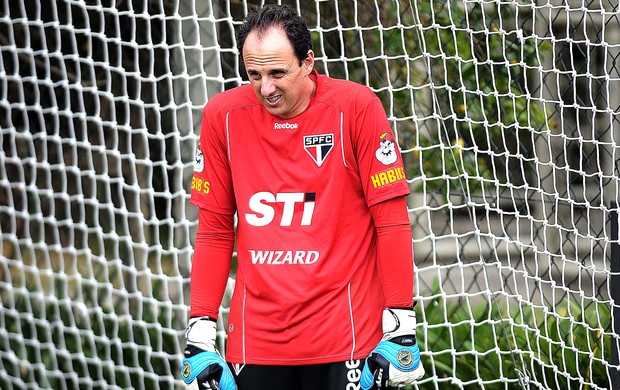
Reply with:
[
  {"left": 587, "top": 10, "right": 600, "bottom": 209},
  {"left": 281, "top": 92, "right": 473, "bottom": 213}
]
[{"left": 189, "top": 70, "right": 414, "bottom": 364}]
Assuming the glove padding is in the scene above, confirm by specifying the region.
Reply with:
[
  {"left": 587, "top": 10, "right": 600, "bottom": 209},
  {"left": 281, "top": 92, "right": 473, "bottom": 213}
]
[
  {"left": 181, "top": 317, "right": 237, "bottom": 390},
  {"left": 360, "top": 308, "right": 424, "bottom": 389}
]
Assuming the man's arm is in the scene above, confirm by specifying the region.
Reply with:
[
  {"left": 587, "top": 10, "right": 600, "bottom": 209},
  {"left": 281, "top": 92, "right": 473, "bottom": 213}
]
[
  {"left": 370, "top": 196, "right": 414, "bottom": 308},
  {"left": 190, "top": 208, "right": 235, "bottom": 318},
  {"left": 362, "top": 196, "right": 424, "bottom": 389},
  {"left": 182, "top": 207, "right": 237, "bottom": 390}
]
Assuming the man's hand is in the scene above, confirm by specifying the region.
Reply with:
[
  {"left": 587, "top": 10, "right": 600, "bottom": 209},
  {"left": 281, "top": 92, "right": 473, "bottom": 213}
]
[
  {"left": 181, "top": 317, "right": 237, "bottom": 390},
  {"left": 360, "top": 308, "right": 424, "bottom": 389}
]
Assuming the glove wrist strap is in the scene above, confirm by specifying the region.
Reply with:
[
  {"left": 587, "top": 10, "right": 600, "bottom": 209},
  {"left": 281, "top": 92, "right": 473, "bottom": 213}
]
[
  {"left": 185, "top": 316, "right": 217, "bottom": 352},
  {"left": 382, "top": 308, "right": 416, "bottom": 341}
]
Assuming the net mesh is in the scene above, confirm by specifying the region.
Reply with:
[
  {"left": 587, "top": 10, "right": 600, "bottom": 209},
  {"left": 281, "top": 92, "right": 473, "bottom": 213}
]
[{"left": 0, "top": 0, "right": 618, "bottom": 389}]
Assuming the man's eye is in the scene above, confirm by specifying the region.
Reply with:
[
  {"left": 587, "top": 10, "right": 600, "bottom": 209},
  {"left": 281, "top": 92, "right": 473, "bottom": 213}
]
[
  {"left": 272, "top": 71, "right": 285, "bottom": 78},
  {"left": 249, "top": 72, "right": 261, "bottom": 80}
]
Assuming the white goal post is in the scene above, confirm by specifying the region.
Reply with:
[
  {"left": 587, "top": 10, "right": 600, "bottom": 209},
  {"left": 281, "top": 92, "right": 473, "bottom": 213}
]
[{"left": 1, "top": 0, "right": 619, "bottom": 389}]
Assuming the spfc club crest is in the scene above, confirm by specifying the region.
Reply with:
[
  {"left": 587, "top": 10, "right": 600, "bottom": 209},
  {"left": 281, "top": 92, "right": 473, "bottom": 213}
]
[{"left": 303, "top": 134, "right": 334, "bottom": 167}]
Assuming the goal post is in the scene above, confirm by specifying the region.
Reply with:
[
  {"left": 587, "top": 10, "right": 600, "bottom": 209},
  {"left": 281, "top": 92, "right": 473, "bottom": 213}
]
[{"left": 0, "top": 0, "right": 618, "bottom": 389}]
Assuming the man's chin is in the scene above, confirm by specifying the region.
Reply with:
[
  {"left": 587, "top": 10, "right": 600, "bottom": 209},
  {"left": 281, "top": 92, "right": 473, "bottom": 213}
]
[{"left": 264, "top": 105, "right": 288, "bottom": 118}]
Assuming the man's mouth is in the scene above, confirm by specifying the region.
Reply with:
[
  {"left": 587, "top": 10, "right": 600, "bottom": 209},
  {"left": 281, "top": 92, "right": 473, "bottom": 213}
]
[{"left": 266, "top": 95, "right": 281, "bottom": 105}]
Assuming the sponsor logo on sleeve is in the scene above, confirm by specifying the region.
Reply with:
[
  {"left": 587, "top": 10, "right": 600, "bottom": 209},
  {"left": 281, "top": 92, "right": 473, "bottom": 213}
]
[
  {"left": 194, "top": 143, "right": 204, "bottom": 173},
  {"left": 370, "top": 166, "right": 406, "bottom": 188},
  {"left": 191, "top": 176, "right": 211, "bottom": 194},
  {"left": 375, "top": 131, "right": 398, "bottom": 165},
  {"left": 191, "top": 142, "right": 210, "bottom": 195},
  {"left": 304, "top": 133, "right": 334, "bottom": 167}
]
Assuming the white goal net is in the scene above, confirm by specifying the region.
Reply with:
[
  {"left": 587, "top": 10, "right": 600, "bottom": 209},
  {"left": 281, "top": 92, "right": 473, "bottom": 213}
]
[{"left": 1, "top": 0, "right": 619, "bottom": 389}]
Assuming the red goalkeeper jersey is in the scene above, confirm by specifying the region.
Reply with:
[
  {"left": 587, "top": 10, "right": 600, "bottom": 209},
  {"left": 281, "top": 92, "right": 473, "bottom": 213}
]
[{"left": 190, "top": 70, "right": 410, "bottom": 365}]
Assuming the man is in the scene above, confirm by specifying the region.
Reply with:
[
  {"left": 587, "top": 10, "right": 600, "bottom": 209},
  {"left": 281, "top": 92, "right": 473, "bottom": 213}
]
[{"left": 181, "top": 4, "right": 424, "bottom": 390}]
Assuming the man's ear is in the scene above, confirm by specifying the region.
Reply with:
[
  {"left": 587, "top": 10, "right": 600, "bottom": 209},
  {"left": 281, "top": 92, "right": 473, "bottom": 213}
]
[{"left": 303, "top": 50, "right": 315, "bottom": 74}]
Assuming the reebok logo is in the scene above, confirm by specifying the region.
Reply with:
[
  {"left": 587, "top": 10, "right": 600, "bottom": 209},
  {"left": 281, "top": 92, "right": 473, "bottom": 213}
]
[
  {"left": 274, "top": 122, "right": 299, "bottom": 130},
  {"left": 345, "top": 360, "right": 362, "bottom": 389}
]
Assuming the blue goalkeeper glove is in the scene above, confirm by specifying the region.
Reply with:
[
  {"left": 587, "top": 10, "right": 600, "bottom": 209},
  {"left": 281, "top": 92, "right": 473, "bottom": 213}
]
[
  {"left": 360, "top": 308, "right": 425, "bottom": 390},
  {"left": 181, "top": 317, "right": 237, "bottom": 390}
]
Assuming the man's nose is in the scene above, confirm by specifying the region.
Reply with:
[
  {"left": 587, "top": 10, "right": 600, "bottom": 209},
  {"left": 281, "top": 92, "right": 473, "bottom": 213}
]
[{"left": 261, "top": 78, "right": 276, "bottom": 96}]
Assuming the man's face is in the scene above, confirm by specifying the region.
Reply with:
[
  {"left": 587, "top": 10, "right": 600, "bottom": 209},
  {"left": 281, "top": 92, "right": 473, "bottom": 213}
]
[{"left": 242, "top": 27, "right": 314, "bottom": 119}]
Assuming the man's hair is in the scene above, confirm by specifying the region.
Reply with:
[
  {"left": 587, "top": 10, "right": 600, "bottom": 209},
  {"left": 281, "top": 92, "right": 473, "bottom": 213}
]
[{"left": 236, "top": 4, "right": 312, "bottom": 64}]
